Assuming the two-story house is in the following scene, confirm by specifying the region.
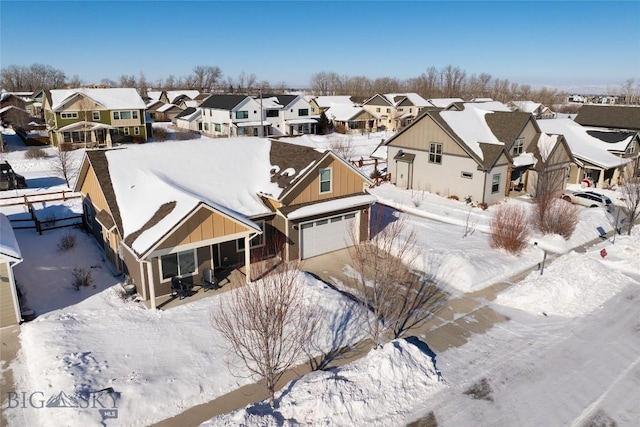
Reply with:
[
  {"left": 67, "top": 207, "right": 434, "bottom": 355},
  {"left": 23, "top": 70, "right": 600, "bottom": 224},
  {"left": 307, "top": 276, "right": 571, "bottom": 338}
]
[
  {"left": 43, "top": 88, "right": 148, "bottom": 147},
  {"left": 362, "top": 93, "right": 430, "bottom": 131},
  {"left": 200, "top": 94, "right": 271, "bottom": 137},
  {"left": 378, "top": 103, "right": 573, "bottom": 204},
  {"left": 74, "top": 137, "right": 374, "bottom": 309},
  {"left": 261, "top": 94, "right": 317, "bottom": 136}
]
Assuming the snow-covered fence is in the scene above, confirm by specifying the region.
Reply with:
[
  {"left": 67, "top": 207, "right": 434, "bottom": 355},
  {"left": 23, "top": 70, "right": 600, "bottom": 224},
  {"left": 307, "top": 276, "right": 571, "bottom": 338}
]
[{"left": 0, "top": 190, "right": 81, "bottom": 207}]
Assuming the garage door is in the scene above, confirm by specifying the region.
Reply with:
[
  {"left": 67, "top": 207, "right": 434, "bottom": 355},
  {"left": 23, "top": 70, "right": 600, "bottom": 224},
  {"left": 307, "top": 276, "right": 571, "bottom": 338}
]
[{"left": 300, "top": 212, "right": 358, "bottom": 259}]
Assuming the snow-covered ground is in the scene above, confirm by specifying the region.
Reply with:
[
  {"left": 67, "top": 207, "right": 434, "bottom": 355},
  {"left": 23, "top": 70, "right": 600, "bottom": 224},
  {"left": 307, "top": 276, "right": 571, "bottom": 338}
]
[{"left": 3, "top": 126, "right": 639, "bottom": 426}]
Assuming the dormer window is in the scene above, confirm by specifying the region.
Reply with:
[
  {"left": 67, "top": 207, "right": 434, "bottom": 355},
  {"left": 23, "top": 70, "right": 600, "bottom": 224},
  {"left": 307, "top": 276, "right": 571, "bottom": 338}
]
[{"left": 513, "top": 137, "right": 524, "bottom": 155}]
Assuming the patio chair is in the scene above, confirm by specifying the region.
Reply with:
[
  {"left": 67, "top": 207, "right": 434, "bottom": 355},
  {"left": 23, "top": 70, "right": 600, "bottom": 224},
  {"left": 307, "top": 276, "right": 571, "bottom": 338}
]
[
  {"left": 171, "top": 276, "right": 187, "bottom": 300},
  {"left": 201, "top": 268, "right": 221, "bottom": 292}
]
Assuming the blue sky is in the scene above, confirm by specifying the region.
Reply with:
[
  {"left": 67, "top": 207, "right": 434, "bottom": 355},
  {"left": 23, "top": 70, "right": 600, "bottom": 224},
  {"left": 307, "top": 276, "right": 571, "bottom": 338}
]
[{"left": 1, "top": 1, "right": 639, "bottom": 91}]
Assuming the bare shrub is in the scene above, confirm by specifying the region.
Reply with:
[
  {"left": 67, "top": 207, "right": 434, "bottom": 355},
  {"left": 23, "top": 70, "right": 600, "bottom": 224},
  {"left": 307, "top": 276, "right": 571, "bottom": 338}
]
[
  {"left": 152, "top": 127, "right": 169, "bottom": 142},
  {"left": 334, "top": 123, "right": 346, "bottom": 134},
  {"left": 533, "top": 198, "right": 579, "bottom": 239},
  {"left": 58, "top": 232, "right": 76, "bottom": 252},
  {"left": 463, "top": 378, "right": 493, "bottom": 402},
  {"left": 328, "top": 136, "right": 355, "bottom": 160},
  {"left": 173, "top": 130, "right": 199, "bottom": 141},
  {"left": 24, "top": 147, "right": 47, "bottom": 159},
  {"left": 348, "top": 206, "right": 445, "bottom": 347},
  {"left": 212, "top": 261, "right": 317, "bottom": 408},
  {"left": 53, "top": 147, "right": 76, "bottom": 187},
  {"left": 407, "top": 411, "right": 439, "bottom": 427},
  {"left": 490, "top": 204, "right": 530, "bottom": 255},
  {"left": 41, "top": 213, "right": 57, "bottom": 228},
  {"left": 71, "top": 267, "right": 93, "bottom": 290},
  {"left": 448, "top": 195, "right": 459, "bottom": 201}
]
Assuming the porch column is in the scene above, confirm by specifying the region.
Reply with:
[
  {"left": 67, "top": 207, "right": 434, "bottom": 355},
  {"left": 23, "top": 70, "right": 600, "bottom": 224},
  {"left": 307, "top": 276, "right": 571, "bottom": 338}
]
[
  {"left": 146, "top": 261, "right": 156, "bottom": 310},
  {"left": 106, "top": 131, "right": 112, "bottom": 147},
  {"left": 597, "top": 168, "right": 605, "bottom": 188},
  {"left": 244, "top": 235, "right": 251, "bottom": 284}
]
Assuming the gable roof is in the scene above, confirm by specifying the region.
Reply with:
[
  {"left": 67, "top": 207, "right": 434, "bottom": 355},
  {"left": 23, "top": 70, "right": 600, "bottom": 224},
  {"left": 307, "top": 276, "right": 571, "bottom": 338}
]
[
  {"left": 324, "top": 104, "right": 369, "bottom": 121},
  {"left": 383, "top": 93, "right": 430, "bottom": 107},
  {"left": 537, "top": 118, "right": 630, "bottom": 169},
  {"left": 485, "top": 111, "right": 536, "bottom": 145},
  {"left": 574, "top": 105, "right": 640, "bottom": 131},
  {"left": 427, "top": 98, "right": 464, "bottom": 108},
  {"left": 78, "top": 137, "right": 364, "bottom": 256},
  {"left": 261, "top": 94, "right": 299, "bottom": 108},
  {"left": 383, "top": 105, "right": 514, "bottom": 170},
  {"left": 48, "top": 88, "right": 145, "bottom": 111},
  {"left": 166, "top": 90, "right": 200, "bottom": 103},
  {"left": 200, "top": 94, "right": 250, "bottom": 110}
]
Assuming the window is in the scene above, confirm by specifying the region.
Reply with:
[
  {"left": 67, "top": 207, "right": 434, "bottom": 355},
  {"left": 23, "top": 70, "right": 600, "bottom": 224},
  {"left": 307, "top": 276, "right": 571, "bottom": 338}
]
[
  {"left": 203, "top": 122, "right": 209, "bottom": 131},
  {"left": 114, "top": 111, "right": 133, "bottom": 120},
  {"left": 492, "top": 173, "right": 501, "bottom": 194},
  {"left": 132, "top": 111, "right": 138, "bottom": 119},
  {"left": 61, "top": 112, "right": 78, "bottom": 119},
  {"left": 386, "top": 108, "right": 391, "bottom": 113},
  {"left": 409, "top": 108, "right": 413, "bottom": 113},
  {"left": 120, "top": 111, "right": 132, "bottom": 120},
  {"left": 376, "top": 107, "right": 381, "bottom": 113},
  {"left": 113, "top": 112, "right": 119, "bottom": 120},
  {"left": 123, "top": 127, "right": 130, "bottom": 136},
  {"left": 626, "top": 143, "right": 635, "bottom": 154},
  {"left": 92, "top": 111, "right": 100, "bottom": 120},
  {"left": 134, "top": 127, "right": 140, "bottom": 135},
  {"left": 235, "top": 110, "right": 248, "bottom": 119},
  {"left": 237, "top": 221, "right": 265, "bottom": 251},
  {"left": 161, "top": 250, "right": 196, "bottom": 280},
  {"left": 298, "top": 108, "right": 309, "bottom": 116},
  {"left": 266, "top": 109, "right": 279, "bottom": 117},
  {"left": 429, "top": 143, "right": 443, "bottom": 164},
  {"left": 513, "top": 137, "right": 524, "bottom": 155},
  {"left": 214, "top": 123, "right": 221, "bottom": 132},
  {"left": 319, "top": 168, "right": 332, "bottom": 193},
  {"left": 461, "top": 171, "right": 473, "bottom": 179}
]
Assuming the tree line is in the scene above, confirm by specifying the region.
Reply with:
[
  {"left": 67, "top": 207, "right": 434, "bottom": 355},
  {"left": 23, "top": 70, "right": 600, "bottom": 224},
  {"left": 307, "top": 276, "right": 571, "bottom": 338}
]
[{"left": 2, "top": 63, "right": 637, "bottom": 106}]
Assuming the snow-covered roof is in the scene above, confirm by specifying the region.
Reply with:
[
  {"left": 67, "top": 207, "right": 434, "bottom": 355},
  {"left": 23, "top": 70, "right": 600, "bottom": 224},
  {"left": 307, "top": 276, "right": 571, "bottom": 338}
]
[
  {"left": 166, "top": 90, "right": 200, "bottom": 103},
  {"left": 537, "top": 133, "right": 560, "bottom": 162},
  {"left": 184, "top": 100, "right": 200, "bottom": 108},
  {"left": 384, "top": 93, "right": 430, "bottom": 107},
  {"left": 147, "top": 90, "right": 162, "bottom": 101},
  {"left": 325, "top": 104, "right": 365, "bottom": 121},
  {"left": 463, "top": 101, "right": 511, "bottom": 112},
  {"left": 157, "top": 103, "right": 181, "bottom": 113},
  {"left": 427, "top": 98, "right": 464, "bottom": 108},
  {"left": 0, "top": 213, "right": 22, "bottom": 261},
  {"left": 537, "top": 119, "right": 629, "bottom": 169},
  {"left": 313, "top": 96, "right": 355, "bottom": 108},
  {"left": 261, "top": 97, "right": 283, "bottom": 109},
  {"left": 287, "top": 194, "right": 376, "bottom": 220},
  {"left": 175, "top": 108, "right": 201, "bottom": 122},
  {"left": 512, "top": 153, "right": 536, "bottom": 168},
  {"left": 50, "top": 88, "right": 146, "bottom": 111},
  {"left": 511, "top": 100, "right": 542, "bottom": 113},
  {"left": 91, "top": 138, "right": 330, "bottom": 255},
  {"left": 439, "top": 105, "right": 503, "bottom": 159}
]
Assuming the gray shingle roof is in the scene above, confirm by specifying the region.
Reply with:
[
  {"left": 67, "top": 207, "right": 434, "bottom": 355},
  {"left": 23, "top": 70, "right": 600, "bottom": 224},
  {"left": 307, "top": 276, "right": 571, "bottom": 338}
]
[
  {"left": 575, "top": 105, "right": 640, "bottom": 131},
  {"left": 200, "top": 94, "right": 248, "bottom": 110}
]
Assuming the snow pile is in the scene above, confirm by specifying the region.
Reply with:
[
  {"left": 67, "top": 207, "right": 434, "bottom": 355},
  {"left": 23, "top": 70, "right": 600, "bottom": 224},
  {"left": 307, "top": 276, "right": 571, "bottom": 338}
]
[
  {"left": 496, "top": 250, "right": 637, "bottom": 317},
  {"left": 204, "top": 339, "right": 444, "bottom": 426}
]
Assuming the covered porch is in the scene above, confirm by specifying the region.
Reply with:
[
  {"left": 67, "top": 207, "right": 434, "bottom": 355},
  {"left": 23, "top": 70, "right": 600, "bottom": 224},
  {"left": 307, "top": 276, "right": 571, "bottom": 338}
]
[
  {"left": 56, "top": 121, "right": 114, "bottom": 147},
  {"left": 285, "top": 118, "right": 318, "bottom": 135}
]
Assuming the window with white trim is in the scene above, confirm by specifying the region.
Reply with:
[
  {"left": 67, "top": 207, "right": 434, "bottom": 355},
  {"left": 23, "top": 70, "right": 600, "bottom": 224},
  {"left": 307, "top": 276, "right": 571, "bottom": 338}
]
[
  {"left": 161, "top": 250, "right": 197, "bottom": 280},
  {"left": 134, "top": 127, "right": 140, "bottom": 135},
  {"left": 236, "top": 221, "right": 265, "bottom": 251},
  {"left": 513, "top": 137, "right": 524, "bottom": 155},
  {"left": 214, "top": 123, "right": 221, "bottom": 132},
  {"left": 61, "top": 112, "right": 78, "bottom": 119},
  {"left": 625, "top": 143, "right": 635, "bottom": 154},
  {"left": 235, "top": 110, "right": 248, "bottom": 119},
  {"left": 92, "top": 111, "right": 100, "bottom": 120},
  {"left": 203, "top": 122, "right": 209, "bottom": 131},
  {"left": 492, "top": 173, "right": 501, "bottom": 194},
  {"left": 123, "top": 127, "right": 130, "bottom": 136},
  {"left": 429, "top": 143, "right": 443, "bottom": 164},
  {"left": 298, "top": 108, "right": 309, "bottom": 116},
  {"left": 461, "top": 171, "right": 473, "bottom": 179},
  {"left": 319, "top": 168, "right": 332, "bottom": 193}
]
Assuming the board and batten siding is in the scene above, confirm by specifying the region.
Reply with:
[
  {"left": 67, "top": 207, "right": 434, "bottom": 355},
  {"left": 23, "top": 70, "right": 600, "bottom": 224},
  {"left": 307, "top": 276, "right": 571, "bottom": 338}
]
[
  {"left": 284, "top": 157, "right": 367, "bottom": 206},
  {"left": 388, "top": 115, "right": 467, "bottom": 157},
  {"left": 0, "top": 262, "right": 19, "bottom": 327},
  {"left": 155, "top": 206, "right": 250, "bottom": 251},
  {"left": 519, "top": 119, "right": 538, "bottom": 147},
  {"left": 80, "top": 164, "right": 112, "bottom": 215}
]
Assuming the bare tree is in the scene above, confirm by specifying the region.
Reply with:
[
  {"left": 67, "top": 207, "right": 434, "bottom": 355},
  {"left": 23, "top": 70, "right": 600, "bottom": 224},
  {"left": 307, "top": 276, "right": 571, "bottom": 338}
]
[
  {"left": 118, "top": 74, "right": 136, "bottom": 88},
  {"left": 328, "top": 136, "right": 355, "bottom": 161},
  {"left": 621, "top": 78, "right": 636, "bottom": 105},
  {"left": 1, "top": 63, "right": 66, "bottom": 91},
  {"left": 54, "top": 147, "right": 76, "bottom": 187},
  {"left": 348, "top": 207, "right": 442, "bottom": 347},
  {"left": 213, "top": 261, "right": 317, "bottom": 408},
  {"left": 192, "top": 65, "right": 222, "bottom": 92},
  {"left": 620, "top": 166, "right": 640, "bottom": 235}
]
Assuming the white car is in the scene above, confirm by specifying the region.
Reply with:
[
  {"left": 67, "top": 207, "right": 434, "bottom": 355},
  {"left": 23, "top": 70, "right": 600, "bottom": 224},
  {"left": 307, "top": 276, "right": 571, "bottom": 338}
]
[{"left": 561, "top": 191, "right": 613, "bottom": 212}]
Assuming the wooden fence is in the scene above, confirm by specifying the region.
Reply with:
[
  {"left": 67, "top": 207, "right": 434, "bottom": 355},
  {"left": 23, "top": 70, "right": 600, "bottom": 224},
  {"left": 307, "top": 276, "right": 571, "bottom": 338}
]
[
  {"left": 0, "top": 190, "right": 81, "bottom": 207},
  {"left": 2, "top": 190, "right": 83, "bottom": 234}
]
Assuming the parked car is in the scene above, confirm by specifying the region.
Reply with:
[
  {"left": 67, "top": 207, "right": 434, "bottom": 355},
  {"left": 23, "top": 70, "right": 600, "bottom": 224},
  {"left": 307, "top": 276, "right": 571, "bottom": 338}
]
[
  {"left": 561, "top": 191, "right": 612, "bottom": 212},
  {"left": 0, "top": 161, "right": 27, "bottom": 190}
]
